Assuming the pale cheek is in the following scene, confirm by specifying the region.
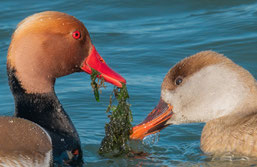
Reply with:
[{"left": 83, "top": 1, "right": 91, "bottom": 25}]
[
  {"left": 161, "top": 90, "right": 172, "bottom": 104},
  {"left": 162, "top": 64, "right": 251, "bottom": 124},
  {"left": 161, "top": 89, "right": 185, "bottom": 124},
  {"left": 161, "top": 88, "right": 188, "bottom": 114},
  {"left": 161, "top": 89, "right": 179, "bottom": 110}
]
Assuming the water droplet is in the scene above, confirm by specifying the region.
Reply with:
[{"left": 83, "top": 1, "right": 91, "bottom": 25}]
[{"left": 142, "top": 132, "right": 160, "bottom": 145}]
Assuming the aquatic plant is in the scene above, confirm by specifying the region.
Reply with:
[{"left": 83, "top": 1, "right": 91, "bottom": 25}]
[
  {"left": 99, "top": 84, "right": 133, "bottom": 156},
  {"left": 90, "top": 69, "right": 105, "bottom": 102},
  {"left": 90, "top": 70, "right": 133, "bottom": 156}
]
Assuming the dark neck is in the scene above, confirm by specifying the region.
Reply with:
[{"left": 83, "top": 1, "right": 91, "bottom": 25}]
[{"left": 7, "top": 66, "right": 83, "bottom": 166}]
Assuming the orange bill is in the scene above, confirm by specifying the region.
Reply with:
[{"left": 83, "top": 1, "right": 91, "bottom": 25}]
[{"left": 130, "top": 99, "right": 173, "bottom": 140}]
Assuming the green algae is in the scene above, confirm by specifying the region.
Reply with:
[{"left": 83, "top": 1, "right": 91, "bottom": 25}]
[
  {"left": 99, "top": 84, "right": 133, "bottom": 156},
  {"left": 90, "top": 69, "right": 105, "bottom": 102},
  {"left": 90, "top": 69, "right": 133, "bottom": 156}
]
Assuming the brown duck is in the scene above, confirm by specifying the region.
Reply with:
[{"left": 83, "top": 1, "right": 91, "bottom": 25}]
[{"left": 131, "top": 51, "right": 257, "bottom": 158}]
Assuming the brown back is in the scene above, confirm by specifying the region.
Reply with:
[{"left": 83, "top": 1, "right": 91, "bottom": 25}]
[{"left": 0, "top": 117, "right": 52, "bottom": 166}]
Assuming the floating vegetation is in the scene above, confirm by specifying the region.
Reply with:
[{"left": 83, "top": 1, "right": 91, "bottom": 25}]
[
  {"left": 98, "top": 84, "right": 133, "bottom": 156},
  {"left": 90, "top": 70, "right": 133, "bottom": 156},
  {"left": 90, "top": 68, "right": 105, "bottom": 102}
]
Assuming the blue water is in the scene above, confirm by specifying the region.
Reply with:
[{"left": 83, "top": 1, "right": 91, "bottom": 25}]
[{"left": 1, "top": 0, "right": 257, "bottom": 166}]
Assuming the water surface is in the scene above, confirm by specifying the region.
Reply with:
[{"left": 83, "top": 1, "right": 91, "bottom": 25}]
[{"left": 1, "top": 0, "right": 257, "bottom": 166}]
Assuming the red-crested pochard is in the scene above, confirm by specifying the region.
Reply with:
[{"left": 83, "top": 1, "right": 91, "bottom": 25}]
[
  {"left": 5, "top": 11, "right": 126, "bottom": 166},
  {"left": 131, "top": 51, "right": 257, "bottom": 157}
]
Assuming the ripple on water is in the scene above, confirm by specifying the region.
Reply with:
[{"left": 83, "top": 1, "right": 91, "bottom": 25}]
[{"left": 1, "top": 0, "right": 257, "bottom": 166}]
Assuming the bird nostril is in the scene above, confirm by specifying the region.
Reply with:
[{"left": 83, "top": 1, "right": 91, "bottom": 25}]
[{"left": 99, "top": 57, "right": 105, "bottom": 63}]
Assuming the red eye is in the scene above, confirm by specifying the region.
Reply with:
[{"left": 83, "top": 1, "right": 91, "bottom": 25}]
[{"left": 72, "top": 31, "right": 81, "bottom": 39}]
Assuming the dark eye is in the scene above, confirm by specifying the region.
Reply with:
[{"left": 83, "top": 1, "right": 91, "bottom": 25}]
[
  {"left": 72, "top": 31, "right": 81, "bottom": 39},
  {"left": 175, "top": 76, "right": 183, "bottom": 85}
]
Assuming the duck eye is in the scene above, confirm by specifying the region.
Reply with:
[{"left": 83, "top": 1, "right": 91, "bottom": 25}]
[
  {"left": 72, "top": 31, "right": 81, "bottom": 39},
  {"left": 175, "top": 77, "right": 183, "bottom": 85}
]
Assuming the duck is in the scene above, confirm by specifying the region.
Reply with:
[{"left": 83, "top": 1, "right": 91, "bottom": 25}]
[
  {"left": 5, "top": 11, "right": 126, "bottom": 166},
  {"left": 130, "top": 51, "right": 257, "bottom": 157}
]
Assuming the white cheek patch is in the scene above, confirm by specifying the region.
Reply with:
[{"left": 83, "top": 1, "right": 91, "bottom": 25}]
[{"left": 161, "top": 64, "right": 250, "bottom": 124}]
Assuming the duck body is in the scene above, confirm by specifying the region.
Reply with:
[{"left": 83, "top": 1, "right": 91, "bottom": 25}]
[
  {"left": 4, "top": 11, "right": 126, "bottom": 166},
  {"left": 0, "top": 117, "right": 52, "bottom": 167},
  {"left": 131, "top": 51, "right": 257, "bottom": 158},
  {"left": 201, "top": 110, "right": 257, "bottom": 156}
]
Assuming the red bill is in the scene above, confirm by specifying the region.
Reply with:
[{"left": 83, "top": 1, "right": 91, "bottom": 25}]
[{"left": 81, "top": 45, "right": 126, "bottom": 87}]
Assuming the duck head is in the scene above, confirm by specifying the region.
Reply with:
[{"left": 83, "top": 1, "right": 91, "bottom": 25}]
[
  {"left": 7, "top": 11, "right": 126, "bottom": 94},
  {"left": 131, "top": 51, "right": 257, "bottom": 140}
]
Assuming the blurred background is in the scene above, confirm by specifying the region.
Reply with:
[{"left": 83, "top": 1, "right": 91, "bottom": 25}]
[{"left": 1, "top": 0, "right": 257, "bottom": 166}]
